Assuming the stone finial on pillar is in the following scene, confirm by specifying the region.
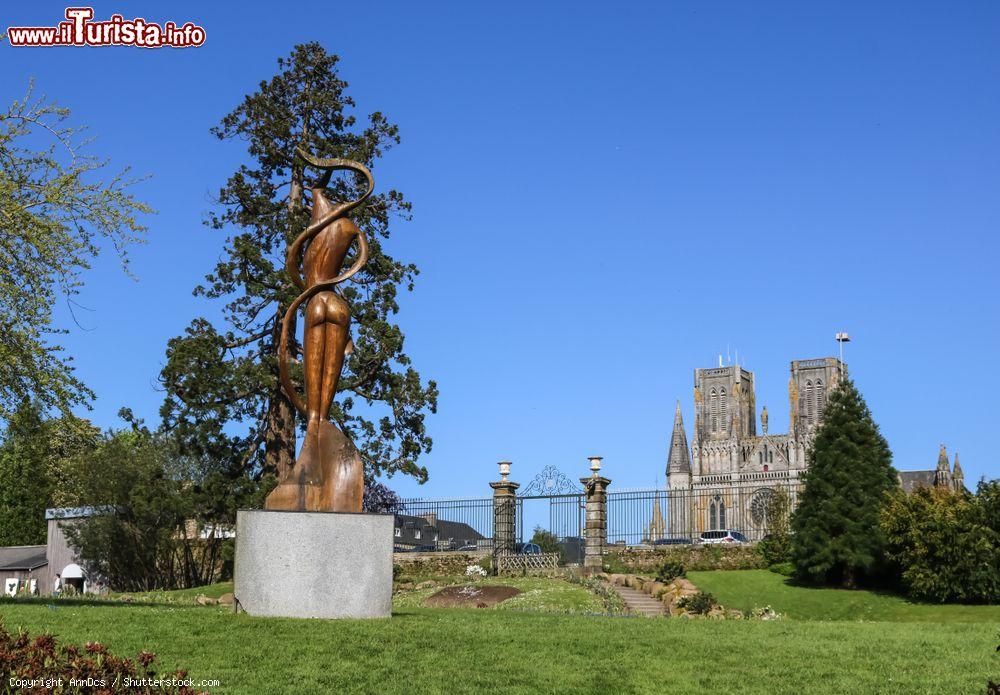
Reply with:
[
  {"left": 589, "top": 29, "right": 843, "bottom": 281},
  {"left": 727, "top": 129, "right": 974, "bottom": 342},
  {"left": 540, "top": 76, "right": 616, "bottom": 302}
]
[
  {"left": 490, "top": 461, "right": 519, "bottom": 568},
  {"left": 580, "top": 456, "right": 610, "bottom": 572}
]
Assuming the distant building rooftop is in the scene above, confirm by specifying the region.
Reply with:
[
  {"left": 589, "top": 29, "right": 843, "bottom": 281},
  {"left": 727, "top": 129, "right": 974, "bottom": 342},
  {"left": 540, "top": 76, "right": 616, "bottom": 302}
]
[
  {"left": 45, "top": 506, "right": 114, "bottom": 520},
  {"left": 0, "top": 545, "right": 48, "bottom": 571},
  {"left": 898, "top": 470, "right": 937, "bottom": 493}
]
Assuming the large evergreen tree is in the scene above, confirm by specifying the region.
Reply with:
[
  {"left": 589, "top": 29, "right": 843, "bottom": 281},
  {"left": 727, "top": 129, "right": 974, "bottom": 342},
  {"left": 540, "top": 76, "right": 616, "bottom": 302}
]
[
  {"left": 158, "top": 44, "right": 437, "bottom": 485},
  {"left": 791, "top": 377, "right": 897, "bottom": 587}
]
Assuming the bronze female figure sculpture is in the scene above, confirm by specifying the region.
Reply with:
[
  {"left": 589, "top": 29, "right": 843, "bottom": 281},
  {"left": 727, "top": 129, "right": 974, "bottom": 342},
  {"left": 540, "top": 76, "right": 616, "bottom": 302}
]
[{"left": 265, "top": 149, "right": 373, "bottom": 513}]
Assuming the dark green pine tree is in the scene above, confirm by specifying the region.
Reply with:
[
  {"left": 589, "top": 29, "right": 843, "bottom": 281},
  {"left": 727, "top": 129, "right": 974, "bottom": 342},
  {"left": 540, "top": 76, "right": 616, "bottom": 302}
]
[
  {"left": 0, "top": 403, "right": 98, "bottom": 545},
  {"left": 0, "top": 404, "right": 50, "bottom": 545},
  {"left": 791, "top": 377, "right": 897, "bottom": 587},
  {"left": 158, "top": 44, "right": 437, "bottom": 486}
]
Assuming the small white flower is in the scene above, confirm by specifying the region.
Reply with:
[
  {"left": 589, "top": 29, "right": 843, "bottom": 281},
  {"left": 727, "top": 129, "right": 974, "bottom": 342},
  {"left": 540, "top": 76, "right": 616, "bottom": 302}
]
[{"left": 465, "top": 564, "right": 488, "bottom": 578}]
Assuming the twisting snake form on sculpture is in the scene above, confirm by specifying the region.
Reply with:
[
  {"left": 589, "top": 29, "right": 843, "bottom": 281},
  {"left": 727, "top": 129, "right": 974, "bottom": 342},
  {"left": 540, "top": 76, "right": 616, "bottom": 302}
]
[{"left": 277, "top": 149, "right": 374, "bottom": 417}]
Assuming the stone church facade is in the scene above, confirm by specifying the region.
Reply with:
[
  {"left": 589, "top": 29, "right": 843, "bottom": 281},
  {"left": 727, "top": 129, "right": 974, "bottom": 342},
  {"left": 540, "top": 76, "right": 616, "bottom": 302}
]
[{"left": 666, "top": 357, "right": 844, "bottom": 540}]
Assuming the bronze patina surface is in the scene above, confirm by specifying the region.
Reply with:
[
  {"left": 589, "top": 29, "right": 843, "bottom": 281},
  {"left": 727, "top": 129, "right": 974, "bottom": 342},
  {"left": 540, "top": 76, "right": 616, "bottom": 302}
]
[{"left": 265, "top": 149, "right": 372, "bottom": 513}]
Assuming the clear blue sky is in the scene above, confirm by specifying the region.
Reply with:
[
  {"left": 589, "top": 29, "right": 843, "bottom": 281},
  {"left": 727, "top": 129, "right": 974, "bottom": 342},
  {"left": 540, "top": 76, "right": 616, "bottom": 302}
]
[{"left": 3, "top": 1, "right": 998, "bottom": 498}]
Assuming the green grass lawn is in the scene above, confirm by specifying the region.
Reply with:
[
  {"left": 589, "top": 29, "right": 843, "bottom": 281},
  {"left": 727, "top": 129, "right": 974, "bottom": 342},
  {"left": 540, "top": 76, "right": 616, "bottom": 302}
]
[
  {"left": 392, "top": 577, "right": 605, "bottom": 614},
  {"left": 2, "top": 601, "right": 998, "bottom": 694},
  {"left": 688, "top": 569, "right": 1000, "bottom": 621},
  {"left": 1, "top": 574, "right": 998, "bottom": 694},
  {"left": 106, "top": 582, "right": 235, "bottom": 604}
]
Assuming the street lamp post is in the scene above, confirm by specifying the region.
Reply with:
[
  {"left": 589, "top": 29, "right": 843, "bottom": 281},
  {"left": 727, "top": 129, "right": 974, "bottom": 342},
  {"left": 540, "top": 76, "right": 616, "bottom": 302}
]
[{"left": 835, "top": 332, "right": 851, "bottom": 375}]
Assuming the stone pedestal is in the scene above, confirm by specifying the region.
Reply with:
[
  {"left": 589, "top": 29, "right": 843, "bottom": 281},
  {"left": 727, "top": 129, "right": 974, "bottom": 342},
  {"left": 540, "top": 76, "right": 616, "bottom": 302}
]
[
  {"left": 234, "top": 509, "right": 392, "bottom": 619},
  {"left": 580, "top": 475, "right": 611, "bottom": 571},
  {"left": 490, "top": 479, "right": 519, "bottom": 562}
]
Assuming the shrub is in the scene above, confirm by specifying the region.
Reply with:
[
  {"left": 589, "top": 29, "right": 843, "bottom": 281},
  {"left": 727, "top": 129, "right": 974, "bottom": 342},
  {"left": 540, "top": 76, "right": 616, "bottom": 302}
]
[
  {"left": 529, "top": 527, "right": 566, "bottom": 564},
  {"left": 881, "top": 482, "right": 1000, "bottom": 603},
  {"left": 655, "top": 559, "right": 686, "bottom": 583},
  {"left": 392, "top": 564, "right": 403, "bottom": 581},
  {"left": 757, "top": 488, "right": 793, "bottom": 565},
  {"left": 747, "top": 605, "right": 783, "bottom": 620},
  {"left": 0, "top": 619, "right": 204, "bottom": 693},
  {"left": 757, "top": 534, "right": 792, "bottom": 566},
  {"left": 605, "top": 545, "right": 767, "bottom": 574},
  {"left": 565, "top": 574, "right": 626, "bottom": 615},
  {"left": 768, "top": 561, "right": 795, "bottom": 577},
  {"left": 677, "top": 591, "right": 716, "bottom": 615},
  {"left": 602, "top": 553, "right": 630, "bottom": 574}
]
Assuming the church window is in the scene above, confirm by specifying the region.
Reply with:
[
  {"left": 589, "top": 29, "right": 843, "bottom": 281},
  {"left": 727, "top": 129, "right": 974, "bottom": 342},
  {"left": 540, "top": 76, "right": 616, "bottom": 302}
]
[
  {"left": 816, "top": 379, "right": 825, "bottom": 413},
  {"left": 709, "top": 496, "right": 726, "bottom": 530},
  {"left": 805, "top": 380, "right": 814, "bottom": 421},
  {"left": 758, "top": 452, "right": 762, "bottom": 464},
  {"left": 710, "top": 389, "right": 718, "bottom": 431},
  {"left": 719, "top": 388, "right": 727, "bottom": 429}
]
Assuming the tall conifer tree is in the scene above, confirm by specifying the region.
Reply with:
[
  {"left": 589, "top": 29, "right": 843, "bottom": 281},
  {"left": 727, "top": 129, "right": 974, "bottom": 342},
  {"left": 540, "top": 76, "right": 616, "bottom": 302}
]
[
  {"left": 159, "top": 44, "right": 437, "bottom": 484},
  {"left": 791, "top": 378, "right": 897, "bottom": 587}
]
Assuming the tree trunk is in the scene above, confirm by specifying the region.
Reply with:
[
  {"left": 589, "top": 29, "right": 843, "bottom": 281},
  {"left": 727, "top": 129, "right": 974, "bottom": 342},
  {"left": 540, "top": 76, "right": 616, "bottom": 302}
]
[
  {"left": 842, "top": 565, "right": 857, "bottom": 589},
  {"left": 263, "top": 310, "right": 297, "bottom": 478},
  {"left": 262, "top": 155, "right": 306, "bottom": 479}
]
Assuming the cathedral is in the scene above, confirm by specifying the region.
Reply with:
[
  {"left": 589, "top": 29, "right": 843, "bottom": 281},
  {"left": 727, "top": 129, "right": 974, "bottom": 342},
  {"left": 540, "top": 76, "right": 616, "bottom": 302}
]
[
  {"left": 897, "top": 444, "right": 965, "bottom": 493},
  {"left": 665, "top": 357, "right": 844, "bottom": 540}
]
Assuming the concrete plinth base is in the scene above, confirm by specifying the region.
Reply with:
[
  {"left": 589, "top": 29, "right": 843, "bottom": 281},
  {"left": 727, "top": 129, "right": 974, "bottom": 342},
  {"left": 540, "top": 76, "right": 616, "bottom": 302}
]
[{"left": 235, "top": 509, "right": 392, "bottom": 619}]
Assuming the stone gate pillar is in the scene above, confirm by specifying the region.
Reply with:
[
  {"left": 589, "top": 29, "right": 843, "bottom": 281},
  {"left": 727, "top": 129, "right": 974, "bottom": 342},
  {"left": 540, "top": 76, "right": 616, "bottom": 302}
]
[
  {"left": 580, "top": 456, "right": 610, "bottom": 572},
  {"left": 490, "top": 461, "right": 519, "bottom": 569}
]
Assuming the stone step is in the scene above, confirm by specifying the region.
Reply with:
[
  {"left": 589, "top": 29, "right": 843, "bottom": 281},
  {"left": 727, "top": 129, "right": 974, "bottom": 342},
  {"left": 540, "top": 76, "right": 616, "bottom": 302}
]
[{"left": 611, "top": 584, "right": 666, "bottom": 617}]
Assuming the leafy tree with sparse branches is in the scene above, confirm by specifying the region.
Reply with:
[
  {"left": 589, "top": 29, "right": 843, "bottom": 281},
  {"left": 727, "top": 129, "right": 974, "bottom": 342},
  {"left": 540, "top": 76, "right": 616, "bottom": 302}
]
[
  {"left": 881, "top": 481, "right": 1000, "bottom": 603},
  {"left": 791, "top": 377, "right": 897, "bottom": 588},
  {"left": 757, "top": 486, "right": 792, "bottom": 565},
  {"left": 60, "top": 411, "right": 258, "bottom": 591},
  {"left": 158, "top": 44, "right": 437, "bottom": 489},
  {"left": 0, "top": 82, "right": 150, "bottom": 419}
]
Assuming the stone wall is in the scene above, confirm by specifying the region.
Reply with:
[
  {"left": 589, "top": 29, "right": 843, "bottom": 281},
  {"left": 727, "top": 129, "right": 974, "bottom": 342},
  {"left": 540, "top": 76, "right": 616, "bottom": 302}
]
[
  {"left": 605, "top": 544, "right": 767, "bottom": 573},
  {"left": 393, "top": 551, "right": 488, "bottom": 576}
]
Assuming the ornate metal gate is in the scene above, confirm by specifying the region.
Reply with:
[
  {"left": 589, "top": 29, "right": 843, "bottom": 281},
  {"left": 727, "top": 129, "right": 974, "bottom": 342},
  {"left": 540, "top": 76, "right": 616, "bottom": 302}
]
[{"left": 516, "top": 466, "right": 585, "bottom": 548}]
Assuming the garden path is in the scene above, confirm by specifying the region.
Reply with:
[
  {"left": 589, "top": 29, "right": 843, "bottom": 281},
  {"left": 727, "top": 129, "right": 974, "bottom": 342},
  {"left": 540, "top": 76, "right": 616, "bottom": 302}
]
[{"left": 613, "top": 584, "right": 666, "bottom": 617}]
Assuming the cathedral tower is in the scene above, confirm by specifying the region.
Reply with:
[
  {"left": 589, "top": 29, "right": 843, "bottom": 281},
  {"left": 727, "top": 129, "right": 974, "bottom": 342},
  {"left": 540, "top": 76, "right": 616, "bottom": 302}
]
[
  {"left": 789, "top": 357, "right": 844, "bottom": 440},
  {"left": 692, "top": 364, "right": 755, "bottom": 475}
]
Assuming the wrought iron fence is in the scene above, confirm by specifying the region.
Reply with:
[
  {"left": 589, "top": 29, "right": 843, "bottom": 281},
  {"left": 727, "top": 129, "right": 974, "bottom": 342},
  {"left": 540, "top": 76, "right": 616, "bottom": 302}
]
[
  {"left": 391, "top": 479, "right": 801, "bottom": 553},
  {"left": 607, "top": 481, "right": 802, "bottom": 546},
  {"left": 393, "top": 496, "right": 494, "bottom": 553}
]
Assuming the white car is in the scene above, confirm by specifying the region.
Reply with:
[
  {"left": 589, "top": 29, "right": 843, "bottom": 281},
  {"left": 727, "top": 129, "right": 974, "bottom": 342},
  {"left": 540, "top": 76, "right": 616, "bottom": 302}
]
[{"left": 698, "top": 530, "right": 749, "bottom": 545}]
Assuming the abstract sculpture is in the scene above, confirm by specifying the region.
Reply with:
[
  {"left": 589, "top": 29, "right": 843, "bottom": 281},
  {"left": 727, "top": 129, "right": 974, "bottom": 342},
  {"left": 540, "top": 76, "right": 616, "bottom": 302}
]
[{"left": 264, "top": 149, "right": 373, "bottom": 513}]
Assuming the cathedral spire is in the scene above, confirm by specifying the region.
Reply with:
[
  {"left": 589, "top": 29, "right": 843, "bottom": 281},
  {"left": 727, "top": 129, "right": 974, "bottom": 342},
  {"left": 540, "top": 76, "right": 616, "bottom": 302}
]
[
  {"left": 667, "top": 401, "right": 692, "bottom": 475},
  {"left": 952, "top": 452, "right": 964, "bottom": 491},
  {"left": 647, "top": 491, "right": 665, "bottom": 542},
  {"left": 935, "top": 444, "right": 952, "bottom": 489},
  {"left": 936, "top": 444, "right": 950, "bottom": 473}
]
